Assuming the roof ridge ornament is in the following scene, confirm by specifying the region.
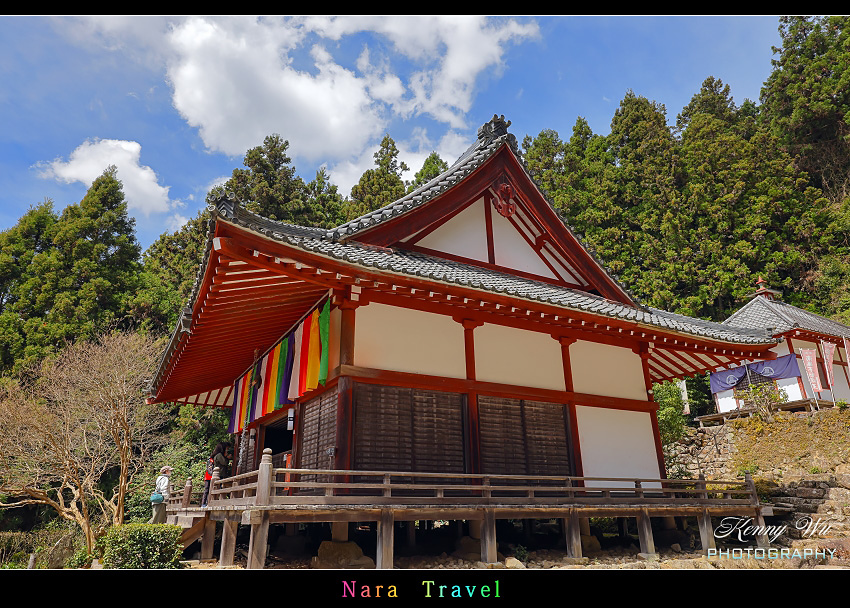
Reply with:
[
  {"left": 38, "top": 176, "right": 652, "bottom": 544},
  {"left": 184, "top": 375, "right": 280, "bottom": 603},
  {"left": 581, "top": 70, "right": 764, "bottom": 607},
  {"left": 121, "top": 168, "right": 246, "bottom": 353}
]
[
  {"left": 478, "top": 114, "right": 518, "bottom": 153},
  {"left": 207, "top": 190, "right": 238, "bottom": 219}
]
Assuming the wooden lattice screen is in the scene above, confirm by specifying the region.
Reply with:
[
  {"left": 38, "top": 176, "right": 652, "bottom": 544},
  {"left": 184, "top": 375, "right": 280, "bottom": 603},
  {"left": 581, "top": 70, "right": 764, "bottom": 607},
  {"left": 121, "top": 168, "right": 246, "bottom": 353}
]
[
  {"left": 478, "top": 395, "right": 571, "bottom": 478},
  {"left": 352, "top": 383, "right": 466, "bottom": 474}
]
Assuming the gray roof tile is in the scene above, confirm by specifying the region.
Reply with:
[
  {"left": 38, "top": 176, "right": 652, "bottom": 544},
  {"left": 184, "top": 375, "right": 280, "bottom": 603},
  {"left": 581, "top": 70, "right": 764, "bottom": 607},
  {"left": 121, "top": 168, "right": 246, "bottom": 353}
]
[{"left": 724, "top": 295, "right": 850, "bottom": 338}]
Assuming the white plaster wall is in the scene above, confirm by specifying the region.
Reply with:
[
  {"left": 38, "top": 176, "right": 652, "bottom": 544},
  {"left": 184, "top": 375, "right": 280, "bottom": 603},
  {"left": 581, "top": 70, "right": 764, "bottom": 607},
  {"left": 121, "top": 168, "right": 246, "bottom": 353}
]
[
  {"left": 575, "top": 405, "right": 661, "bottom": 488},
  {"left": 490, "top": 209, "right": 557, "bottom": 279},
  {"left": 415, "top": 198, "right": 489, "bottom": 262},
  {"left": 569, "top": 340, "right": 648, "bottom": 401},
  {"left": 474, "top": 323, "right": 565, "bottom": 391},
  {"left": 354, "top": 303, "right": 466, "bottom": 378},
  {"left": 778, "top": 377, "right": 804, "bottom": 401},
  {"left": 716, "top": 390, "right": 739, "bottom": 413}
]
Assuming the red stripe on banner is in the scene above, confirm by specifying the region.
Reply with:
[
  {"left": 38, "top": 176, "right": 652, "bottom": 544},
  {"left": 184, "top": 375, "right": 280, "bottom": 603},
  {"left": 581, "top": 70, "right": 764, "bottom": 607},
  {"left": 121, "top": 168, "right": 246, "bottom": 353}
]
[{"left": 299, "top": 316, "right": 312, "bottom": 396}]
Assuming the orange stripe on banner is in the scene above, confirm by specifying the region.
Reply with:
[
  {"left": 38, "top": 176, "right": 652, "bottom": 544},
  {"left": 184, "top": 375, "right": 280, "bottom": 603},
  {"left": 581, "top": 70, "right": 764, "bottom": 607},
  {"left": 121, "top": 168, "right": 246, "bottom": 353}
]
[{"left": 306, "top": 310, "right": 320, "bottom": 391}]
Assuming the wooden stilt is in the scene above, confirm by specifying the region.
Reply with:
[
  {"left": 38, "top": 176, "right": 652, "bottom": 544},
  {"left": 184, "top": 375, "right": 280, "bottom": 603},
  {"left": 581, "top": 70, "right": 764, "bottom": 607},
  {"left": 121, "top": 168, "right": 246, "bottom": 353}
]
[
  {"left": 247, "top": 448, "right": 273, "bottom": 569},
  {"left": 332, "top": 521, "right": 348, "bottom": 542},
  {"left": 618, "top": 517, "right": 629, "bottom": 544},
  {"left": 247, "top": 512, "right": 269, "bottom": 569},
  {"left": 220, "top": 520, "right": 238, "bottom": 567},
  {"left": 480, "top": 509, "right": 497, "bottom": 563},
  {"left": 200, "top": 517, "right": 216, "bottom": 560},
  {"left": 376, "top": 509, "right": 394, "bottom": 569},
  {"left": 579, "top": 517, "right": 591, "bottom": 536},
  {"left": 563, "top": 509, "right": 582, "bottom": 558},
  {"left": 636, "top": 509, "right": 656, "bottom": 555},
  {"left": 753, "top": 509, "right": 770, "bottom": 549},
  {"left": 697, "top": 509, "right": 716, "bottom": 553},
  {"left": 407, "top": 521, "right": 416, "bottom": 547}
]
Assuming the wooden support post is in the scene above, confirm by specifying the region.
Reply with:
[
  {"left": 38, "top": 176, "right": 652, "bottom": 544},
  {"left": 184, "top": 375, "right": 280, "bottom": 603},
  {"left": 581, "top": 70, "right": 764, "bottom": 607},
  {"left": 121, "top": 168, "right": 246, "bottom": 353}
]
[
  {"left": 247, "top": 512, "right": 269, "bottom": 569},
  {"left": 579, "top": 518, "right": 591, "bottom": 536},
  {"left": 480, "top": 509, "right": 497, "bottom": 564},
  {"left": 563, "top": 509, "right": 582, "bottom": 558},
  {"left": 636, "top": 509, "right": 656, "bottom": 556},
  {"left": 247, "top": 448, "right": 273, "bottom": 570},
  {"left": 220, "top": 521, "right": 238, "bottom": 567},
  {"left": 617, "top": 516, "right": 627, "bottom": 540},
  {"left": 376, "top": 509, "right": 394, "bottom": 569},
  {"left": 332, "top": 522, "right": 349, "bottom": 542},
  {"left": 181, "top": 477, "right": 193, "bottom": 508},
  {"left": 407, "top": 521, "right": 417, "bottom": 547},
  {"left": 697, "top": 509, "right": 716, "bottom": 553},
  {"left": 209, "top": 467, "right": 221, "bottom": 506},
  {"left": 200, "top": 517, "right": 216, "bottom": 560},
  {"left": 469, "top": 520, "right": 481, "bottom": 540},
  {"left": 745, "top": 473, "right": 770, "bottom": 549}
]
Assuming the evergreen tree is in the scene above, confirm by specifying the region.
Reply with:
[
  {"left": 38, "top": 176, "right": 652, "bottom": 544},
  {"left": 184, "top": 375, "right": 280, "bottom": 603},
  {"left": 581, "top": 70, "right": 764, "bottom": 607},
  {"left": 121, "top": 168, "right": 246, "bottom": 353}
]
[
  {"left": 406, "top": 151, "right": 448, "bottom": 193},
  {"left": 0, "top": 168, "right": 141, "bottom": 373},
  {"left": 347, "top": 134, "right": 409, "bottom": 219},
  {"left": 760, "top": 16, "right": 850, "bottom": 204},
  {"left": 207, "top": 134, "right": 308, "bottom": 223},
  {"left": 127, "top": 210, "right": 212, "bottom": 334},
  {"left": 302, "top": 168, "right": 347, "bottom": 228}
]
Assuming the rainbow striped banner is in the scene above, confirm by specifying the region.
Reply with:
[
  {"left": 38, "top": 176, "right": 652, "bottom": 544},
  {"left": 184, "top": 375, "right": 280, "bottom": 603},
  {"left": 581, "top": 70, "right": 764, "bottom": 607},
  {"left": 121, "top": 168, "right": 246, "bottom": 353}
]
[{"left": 228, "top": 299, "right": 330, "bottom": 433}]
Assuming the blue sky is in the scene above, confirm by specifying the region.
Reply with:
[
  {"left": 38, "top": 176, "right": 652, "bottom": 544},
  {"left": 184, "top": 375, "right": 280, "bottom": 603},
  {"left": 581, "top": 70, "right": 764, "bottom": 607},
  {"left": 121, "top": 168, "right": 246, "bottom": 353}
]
[{"left": 0, "top": 16, "right": 782, "bottom": 250}]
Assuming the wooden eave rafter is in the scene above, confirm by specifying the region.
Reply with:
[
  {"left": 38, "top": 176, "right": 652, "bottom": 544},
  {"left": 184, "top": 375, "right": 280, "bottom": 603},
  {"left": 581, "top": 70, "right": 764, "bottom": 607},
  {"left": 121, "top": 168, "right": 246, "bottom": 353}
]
[
  {"left": 151, "top": 218, "right": 777, "bottom": 405},
  {"left": 780, "top": 328, "right": 848, "bottom": 345}
]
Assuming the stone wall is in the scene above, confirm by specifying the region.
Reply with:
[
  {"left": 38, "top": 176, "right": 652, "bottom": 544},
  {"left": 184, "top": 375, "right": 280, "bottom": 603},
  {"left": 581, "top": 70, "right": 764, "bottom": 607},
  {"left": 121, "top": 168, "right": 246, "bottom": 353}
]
[{"left": 665, "top": 425, "right": 738, "bottom": 480}]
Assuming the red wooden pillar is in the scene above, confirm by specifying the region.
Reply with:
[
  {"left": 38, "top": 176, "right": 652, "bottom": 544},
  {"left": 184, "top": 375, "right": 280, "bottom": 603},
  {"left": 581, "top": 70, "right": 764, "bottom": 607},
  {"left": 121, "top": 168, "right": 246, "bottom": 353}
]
[
  {"left": 556, "top": 336, "right": 582, "bottom": 478},
  {"left": 460, "top": 318, "right": 483, "bottom": 474},
  {"left": 636, "top": 342, "right": 666, "bottom": 479},
  {"left": 787, "top": 335, "right": 808, "bottom": 399},
  {"left": 337, "top": 298, "right": 358, "bottom": 471}
]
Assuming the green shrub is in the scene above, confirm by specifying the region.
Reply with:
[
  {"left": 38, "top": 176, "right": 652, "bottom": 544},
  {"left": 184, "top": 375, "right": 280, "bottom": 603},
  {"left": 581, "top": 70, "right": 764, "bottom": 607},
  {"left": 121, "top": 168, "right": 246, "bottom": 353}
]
[
  {"left": 102, "top": 524, "right": 182, "bottom": 569},
  {"left": 67, "top": 548, "right": 94, "bottom": 569}
]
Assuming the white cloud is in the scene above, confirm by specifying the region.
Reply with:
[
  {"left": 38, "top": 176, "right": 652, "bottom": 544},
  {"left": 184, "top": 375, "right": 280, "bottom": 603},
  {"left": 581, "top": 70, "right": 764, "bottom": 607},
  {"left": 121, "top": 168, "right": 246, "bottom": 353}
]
[
  {"left": 328, "top": 127, "right": 474, "bottom": 197},
  {"left": 36, "top": 138, "right": 171, "bottom": 216},
  {"left": 68, "top": 16, "right": 539, "bottom": 169},
  {"left": 165, "top": 17, "right": 383, "bottom": 162},
  {"left": 166, "top": 212, "right": 190, "bottom": 232}
]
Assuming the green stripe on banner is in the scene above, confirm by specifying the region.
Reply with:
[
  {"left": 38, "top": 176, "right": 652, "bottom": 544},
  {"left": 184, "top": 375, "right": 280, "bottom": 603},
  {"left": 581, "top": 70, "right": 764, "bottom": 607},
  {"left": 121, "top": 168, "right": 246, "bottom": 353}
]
[
  {"left": 318, "top": 298, "right": 330, "bottom": 385},
  {"left": 274, "top": 338, "right": 288, "bottom": 410}
]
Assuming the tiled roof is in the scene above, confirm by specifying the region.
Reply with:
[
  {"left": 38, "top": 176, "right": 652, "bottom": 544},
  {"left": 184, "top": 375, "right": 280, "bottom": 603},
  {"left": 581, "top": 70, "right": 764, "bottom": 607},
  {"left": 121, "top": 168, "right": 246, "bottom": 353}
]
[
  {"left": 723, "top": 295, "right": 850, "bottom": 338},
  {"left": 214, "top": 201, "right": 775, "bottom": 347},
  {"left": 329, "top": 115, "right": 519, "bottom": 241}
]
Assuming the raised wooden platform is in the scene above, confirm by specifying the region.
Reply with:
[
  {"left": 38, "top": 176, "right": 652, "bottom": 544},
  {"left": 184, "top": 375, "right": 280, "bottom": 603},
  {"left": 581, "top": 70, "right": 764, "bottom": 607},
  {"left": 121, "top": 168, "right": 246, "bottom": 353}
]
[
  {"left": 696, "top": 399, "right": 835, "bottom": 427},
  {"left": 166, "top": 449, "right": 770, "bottom": 569}
]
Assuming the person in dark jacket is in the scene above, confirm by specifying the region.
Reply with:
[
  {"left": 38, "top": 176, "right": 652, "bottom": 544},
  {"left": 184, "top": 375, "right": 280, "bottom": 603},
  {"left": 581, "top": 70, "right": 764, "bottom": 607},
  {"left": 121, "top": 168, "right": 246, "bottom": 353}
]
[{"left": 201, "top": 443, "right": 231, "bottom": 506}]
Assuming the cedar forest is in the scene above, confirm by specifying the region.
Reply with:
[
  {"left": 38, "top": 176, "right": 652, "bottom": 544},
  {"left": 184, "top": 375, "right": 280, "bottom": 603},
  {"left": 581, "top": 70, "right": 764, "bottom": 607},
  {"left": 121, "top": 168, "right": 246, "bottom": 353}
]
[{"left": 0, "top": 16, "right": 848, "bottom": 560}]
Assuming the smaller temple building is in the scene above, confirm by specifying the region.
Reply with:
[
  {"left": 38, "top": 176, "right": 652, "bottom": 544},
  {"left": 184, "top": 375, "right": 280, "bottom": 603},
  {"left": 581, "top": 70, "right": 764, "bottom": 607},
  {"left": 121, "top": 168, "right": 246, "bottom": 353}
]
[{"left": 712, "top": 279, "right": 850, "bottom": 414}]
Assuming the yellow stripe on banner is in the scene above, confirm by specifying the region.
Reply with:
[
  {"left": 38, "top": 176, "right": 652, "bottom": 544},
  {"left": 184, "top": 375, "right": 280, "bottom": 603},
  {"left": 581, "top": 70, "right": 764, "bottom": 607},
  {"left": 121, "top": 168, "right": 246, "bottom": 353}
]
[
  {"left": 240, "top": 370, "right": 252, "bottom": 431},
  {"left": 306, "top": 310, "right": 320, "bottom": 391}
]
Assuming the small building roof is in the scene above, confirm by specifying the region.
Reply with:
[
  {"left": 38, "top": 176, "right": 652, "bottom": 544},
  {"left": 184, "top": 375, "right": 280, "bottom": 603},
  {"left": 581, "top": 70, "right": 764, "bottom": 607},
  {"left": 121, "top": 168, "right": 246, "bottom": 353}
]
[{"left": 723, "top": 294, "right": 850, "bottom": 339}]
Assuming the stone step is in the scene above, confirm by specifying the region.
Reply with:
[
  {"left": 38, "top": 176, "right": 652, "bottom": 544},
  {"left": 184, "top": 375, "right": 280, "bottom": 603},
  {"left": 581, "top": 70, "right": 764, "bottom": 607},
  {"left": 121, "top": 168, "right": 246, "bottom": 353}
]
[{"left": 771, "top": 497, "right": 823, "bottom": 512}]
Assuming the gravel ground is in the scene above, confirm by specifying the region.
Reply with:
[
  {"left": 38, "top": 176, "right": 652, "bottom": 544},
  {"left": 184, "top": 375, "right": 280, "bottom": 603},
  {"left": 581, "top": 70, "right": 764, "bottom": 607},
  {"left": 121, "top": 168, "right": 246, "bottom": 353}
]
[{"left": 182, "top": 544, "right": 850, "bottom": 570}]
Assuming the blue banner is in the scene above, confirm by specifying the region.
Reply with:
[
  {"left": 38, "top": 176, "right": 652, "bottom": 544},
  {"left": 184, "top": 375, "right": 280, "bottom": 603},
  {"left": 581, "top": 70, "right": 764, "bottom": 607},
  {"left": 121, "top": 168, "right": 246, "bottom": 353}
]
[{"left": 709, "top": 353, "right": 800, "bottom": 394}]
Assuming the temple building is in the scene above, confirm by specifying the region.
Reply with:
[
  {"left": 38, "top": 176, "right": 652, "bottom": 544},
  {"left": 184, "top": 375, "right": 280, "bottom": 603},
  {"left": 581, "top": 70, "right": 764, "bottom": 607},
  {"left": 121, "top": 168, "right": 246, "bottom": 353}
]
[
  {"left": 147, "top": 115, "right": 778, "bottom": 567},
  {"left": 709, "top": 280, "right": 850, "bottom": 416}
]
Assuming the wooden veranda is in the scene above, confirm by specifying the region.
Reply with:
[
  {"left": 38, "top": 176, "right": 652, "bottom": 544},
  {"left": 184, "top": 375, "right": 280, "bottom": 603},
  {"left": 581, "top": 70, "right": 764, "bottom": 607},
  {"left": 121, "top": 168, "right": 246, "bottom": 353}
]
[{"left": 166, "top": 449, "right": 770, "bottom": 569}]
